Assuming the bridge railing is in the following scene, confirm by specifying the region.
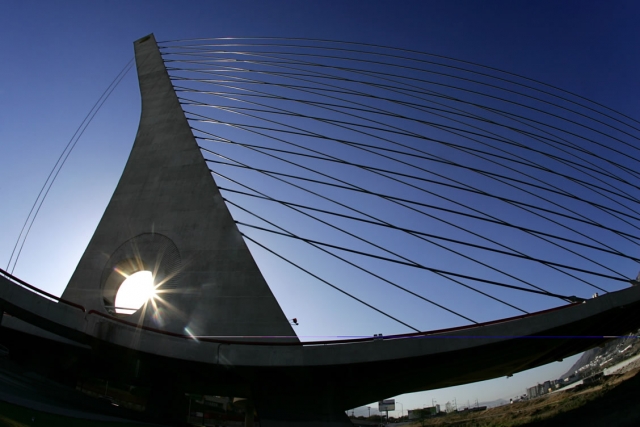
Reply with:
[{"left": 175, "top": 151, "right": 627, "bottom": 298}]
[
  {"left": 0, "top": 267, "right": 581, "bottom": 347},
  {"left": 0, "top": 267, "right": 85, "bottom": 312}
]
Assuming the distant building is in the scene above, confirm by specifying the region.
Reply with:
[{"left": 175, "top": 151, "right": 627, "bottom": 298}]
[
  {"left": 527, "top": 379, "right": 556, "bottom": 398},
  {"left": 527, "top": 384, "right": 545, "bottom": 399}
]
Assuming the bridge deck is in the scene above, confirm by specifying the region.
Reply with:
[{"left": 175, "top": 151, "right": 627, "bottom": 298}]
[{"left": 3, "top": 268, "right": 640, "bottom": 418}]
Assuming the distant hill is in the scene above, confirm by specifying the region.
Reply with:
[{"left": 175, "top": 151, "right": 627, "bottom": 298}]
[
  {"left": 561, "top": 348, "right": 600, "bottom": 379},
  {"left": 561, "top": 329, "right": 640, "bottom": 379}
]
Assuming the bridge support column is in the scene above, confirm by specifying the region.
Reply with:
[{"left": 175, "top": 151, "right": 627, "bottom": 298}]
[{"left": 244, "top": 399, "right": 255, "bottom": 427}]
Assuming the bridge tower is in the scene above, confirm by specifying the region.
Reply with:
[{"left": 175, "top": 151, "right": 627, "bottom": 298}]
[{"left": 61, "top": 34, "right": 297, "bottom": 343}]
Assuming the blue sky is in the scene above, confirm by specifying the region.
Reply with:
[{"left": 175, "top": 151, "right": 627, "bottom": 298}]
[{"left": 1, "top": 0, "right": 640, "bottom": 415}]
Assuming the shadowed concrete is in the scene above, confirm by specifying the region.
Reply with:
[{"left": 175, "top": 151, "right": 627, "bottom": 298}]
[{"left": 60, "top": 34, "right": 297, "bottom": 342}]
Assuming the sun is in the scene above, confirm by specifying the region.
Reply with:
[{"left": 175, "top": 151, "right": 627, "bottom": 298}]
[{"left": 114, "top": 270, "right": 156, "bottom": 315}]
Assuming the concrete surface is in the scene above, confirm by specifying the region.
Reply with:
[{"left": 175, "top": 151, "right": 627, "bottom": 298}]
[{"left": 0, "top": 356, "right": 155, "bottom": 424}]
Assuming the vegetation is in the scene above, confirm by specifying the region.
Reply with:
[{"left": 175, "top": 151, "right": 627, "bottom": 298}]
[{"left": 406, "top": 363, "right": 640, "bottom": 427}]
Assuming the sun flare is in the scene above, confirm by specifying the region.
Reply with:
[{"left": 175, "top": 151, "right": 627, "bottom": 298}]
[{"left": 114, "top": 270, "right": 156, "bottom": 315}]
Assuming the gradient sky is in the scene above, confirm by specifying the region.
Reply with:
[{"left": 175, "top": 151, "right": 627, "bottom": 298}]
[{"left": 1, "top": 0, "right": 639, "bottom": 416}]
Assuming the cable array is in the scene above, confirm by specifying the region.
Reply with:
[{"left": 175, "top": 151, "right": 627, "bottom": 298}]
[
  {"left": 159, "top": 37, "right": 640, "bottom": 333},
  {"left": 6, "top": 58, "right": 135, "bottom": 274}
]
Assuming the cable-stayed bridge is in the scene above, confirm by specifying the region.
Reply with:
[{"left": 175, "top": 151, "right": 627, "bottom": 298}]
[
  {"left": 2, "top": 34, "right": 640, "bottom": 426},
  {"left": 163, "top": 36, "right": 640, "bottom": 330}
]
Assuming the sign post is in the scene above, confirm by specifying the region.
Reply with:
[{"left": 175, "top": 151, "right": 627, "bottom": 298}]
[{"left": 378, "top": 399, "right": 395, "bottom": 425}]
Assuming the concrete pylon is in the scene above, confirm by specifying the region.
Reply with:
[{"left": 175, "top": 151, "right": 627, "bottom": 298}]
[{"left": 61, "top": 34, "right": 298, "bottom": 342}]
